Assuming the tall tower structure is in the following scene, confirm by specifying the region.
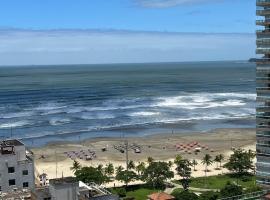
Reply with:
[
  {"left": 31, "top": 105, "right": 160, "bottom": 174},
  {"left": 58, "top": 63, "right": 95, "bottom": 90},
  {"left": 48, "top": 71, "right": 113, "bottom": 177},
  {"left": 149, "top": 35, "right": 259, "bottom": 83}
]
[{"left": 256, "top": 0, "right": 270, "bottom": 187}]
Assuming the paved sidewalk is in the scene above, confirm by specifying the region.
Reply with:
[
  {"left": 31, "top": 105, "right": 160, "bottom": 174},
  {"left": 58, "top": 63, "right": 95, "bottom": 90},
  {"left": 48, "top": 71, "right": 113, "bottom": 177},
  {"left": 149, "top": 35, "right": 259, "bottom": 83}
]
[{"left": 164, "top": 181, "right": 219, "bottom": 194}]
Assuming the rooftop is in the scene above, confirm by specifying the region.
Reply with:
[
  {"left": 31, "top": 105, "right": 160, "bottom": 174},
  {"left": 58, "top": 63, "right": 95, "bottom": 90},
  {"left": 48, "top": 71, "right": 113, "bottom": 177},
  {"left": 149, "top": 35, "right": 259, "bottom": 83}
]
[
  {"left": 89, "top": 195, "right": 119, "bottom": 200},
  {"left": 0, "top": 189, "right": 32, "bottom": 200},
  {"left": 49, "top": 177, "right": 78, "bottom": 185},
  {"left": 148, "top": 192, "right": 175, "bottom": 200},
  {"left": 0, "top": 139, "right": 24, "bottom": 147}
]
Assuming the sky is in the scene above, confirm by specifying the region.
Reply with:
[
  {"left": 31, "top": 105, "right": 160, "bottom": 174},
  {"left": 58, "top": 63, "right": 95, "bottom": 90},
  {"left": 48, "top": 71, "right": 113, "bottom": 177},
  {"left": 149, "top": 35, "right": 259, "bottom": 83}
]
[{"left": 0, "top": 0, "right": 256, "bottom": 65}]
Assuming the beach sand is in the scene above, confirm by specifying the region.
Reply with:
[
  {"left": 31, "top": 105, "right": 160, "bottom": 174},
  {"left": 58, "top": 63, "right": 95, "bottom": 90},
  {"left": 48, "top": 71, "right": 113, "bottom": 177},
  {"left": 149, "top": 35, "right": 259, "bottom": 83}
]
[{"left": 31, "top": 128, "right": 256, "bottom": 187}]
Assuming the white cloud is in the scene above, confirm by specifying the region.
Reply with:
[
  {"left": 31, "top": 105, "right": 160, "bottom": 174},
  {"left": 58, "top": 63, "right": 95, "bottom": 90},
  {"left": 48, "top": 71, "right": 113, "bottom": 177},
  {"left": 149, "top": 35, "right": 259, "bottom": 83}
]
[
  {"left": 0, "top": 29, "right": 255, "bottom": 66},
  {"left": 134, "top": 0, "right": 223, "bottom": 8}
]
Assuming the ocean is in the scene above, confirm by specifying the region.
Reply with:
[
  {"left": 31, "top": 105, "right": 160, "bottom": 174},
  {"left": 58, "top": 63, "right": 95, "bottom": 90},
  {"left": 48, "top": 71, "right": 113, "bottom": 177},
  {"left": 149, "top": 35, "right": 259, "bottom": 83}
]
[{"left": 0, "top": 61, "right": 256, "bottom": 146}]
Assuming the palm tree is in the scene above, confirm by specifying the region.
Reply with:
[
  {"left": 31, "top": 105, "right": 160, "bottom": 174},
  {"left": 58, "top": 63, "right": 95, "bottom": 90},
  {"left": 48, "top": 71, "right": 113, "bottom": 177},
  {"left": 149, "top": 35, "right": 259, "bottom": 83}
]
[
  {"left": 136, "top": 162, "right": 146, "bottom": 177},
  {"left": 127, "top": 160, "right": 135, "bottom": 170},
  {"left": 248, "top": 149, "right": 256, "bottom": 162},
  {"left": 191, "top": 159, "right": 198, "bottom": 171},
  {"left": 104, "top": 163, "right": 114, "bottom": 176},
  {"left": 168, "top": 160, "right": 173, "bottom": 168},
  {"left": 214, "top": 156, "right": 220, "bottom": 170},
  {"left": 147, "top": 156, "right": 154, "bottom": 164},
  {"left": 116, "top": 165, "right": 124, "bottom": 174},
  {"left": 217, "top": 154, "right": 225, "bottom": 169},
  {"left": 97, "top": 164, "right": 104, "bottom": 172},
  {"left": 201, "top": 154, "right": 213, "bottom": 174},
  {"left": 201, "top": 154, "right": 213, "bottom": 188},
  {"left": 70, "top": 160, "right": 81, "bottom": 172}
]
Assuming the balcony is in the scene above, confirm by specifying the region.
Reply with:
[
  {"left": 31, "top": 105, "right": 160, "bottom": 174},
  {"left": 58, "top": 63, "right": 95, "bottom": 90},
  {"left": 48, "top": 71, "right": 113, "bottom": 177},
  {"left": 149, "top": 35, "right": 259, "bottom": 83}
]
[
  {"left": 257, "top": 9, "right": 270, "bottom": 16},
  {"left": 257, "top": 96, "right": 270, "bottom": 102},
  {"left": 256, "top": 29, "right": 270, "bottom": 35},
  {"left": 257, "top": 87, "right": 270, "bottom": 95},
  {"left": 257, "top": 171, "right": 270, "bottom": 178},
  {"left": 256, "top": 117, "right": 270, "bottom": 124},
  {"left": 257, "top": 39, "right": 270, "bottom": 46},
  {"left": 257, "top": 48, "right": 270, "bottom": 54},
  {"left": 257, "top": 126, "right": 270, "bottom": 131},
  {"left": 257, "top": 0, "right": 270, "bottom": 7},
  {"left": 257, "top": 19, "right": 270, "bottom": 26}
]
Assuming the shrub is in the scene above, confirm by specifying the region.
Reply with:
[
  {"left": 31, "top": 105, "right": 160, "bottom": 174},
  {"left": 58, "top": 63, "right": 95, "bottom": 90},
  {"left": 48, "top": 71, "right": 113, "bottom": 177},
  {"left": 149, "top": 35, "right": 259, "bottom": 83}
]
[
  {"left": 123, "top": 197, "right": 135, "bottom": 200},
  {"left": 244, "top": 185, "right": 263, "bottom": 194},
  {"left": 116, "top": 188, "right": 127, "bottom": 197},
  {"left": 220, "top": 182, "right": 243, "bottom": 198},
  {"left": 172, "top": 190, "right": 198, "bottom": 200},
  {"left": 241, "top": 175, "right": 252, "bottom": 182},
  {"left": 199, "top": 191, "right": 219, "bottom": 200}
]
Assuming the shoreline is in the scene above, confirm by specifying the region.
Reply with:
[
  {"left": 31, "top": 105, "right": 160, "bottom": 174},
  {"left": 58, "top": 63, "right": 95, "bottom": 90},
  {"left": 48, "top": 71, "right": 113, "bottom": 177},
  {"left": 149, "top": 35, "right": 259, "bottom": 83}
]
[
  {"left": 31, "top": 127, "right": 256, "bottom": 186},
  {"left": 22, "top": 117, "right": 255, "bottom": 147}
]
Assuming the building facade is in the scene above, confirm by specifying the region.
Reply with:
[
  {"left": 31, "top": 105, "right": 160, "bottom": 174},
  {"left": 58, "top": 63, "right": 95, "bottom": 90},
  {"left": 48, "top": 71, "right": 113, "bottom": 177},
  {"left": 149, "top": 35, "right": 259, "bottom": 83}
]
[
  {"left": 256, "top": 0, "right": 270, "bottom": 187},
  {"left": 0, "top": 140, "right": 35, "bottom": 192}
]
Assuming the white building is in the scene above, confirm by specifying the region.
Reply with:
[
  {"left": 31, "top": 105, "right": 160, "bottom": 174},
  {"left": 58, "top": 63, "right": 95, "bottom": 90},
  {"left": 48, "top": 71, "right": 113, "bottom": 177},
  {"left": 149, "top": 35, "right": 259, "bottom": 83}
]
[{"left": 0, "top": 139, "right": 35, "bottom": 192}]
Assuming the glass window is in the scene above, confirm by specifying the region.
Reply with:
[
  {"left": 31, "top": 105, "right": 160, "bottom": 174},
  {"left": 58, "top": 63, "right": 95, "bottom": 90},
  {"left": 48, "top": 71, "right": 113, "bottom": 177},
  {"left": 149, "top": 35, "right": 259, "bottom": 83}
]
[
  {"left": 9, "top": 179, "right": 15, "bottom": 186},
  {"left": 23, "top": 182, "right": 29, "bottom": 188},
  {"left": 8, "top": 167, "right": 15, "bottom": 173},
  {"left": 22, "top": 170, "right": 28, "bottom": 175}
]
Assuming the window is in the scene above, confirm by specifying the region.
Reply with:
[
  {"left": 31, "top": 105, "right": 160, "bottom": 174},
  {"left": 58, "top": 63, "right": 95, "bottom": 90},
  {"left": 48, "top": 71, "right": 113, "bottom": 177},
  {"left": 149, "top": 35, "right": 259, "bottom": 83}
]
[
  {"left": 8, "top": 167, "right": 15, "bottom": 173},
  {"left": 23, "top": 182, "right": 29, "bottom": 188},
  {"left": 9, "top": 179, "right": 15, "bottom": 186},
  {"left": 0, "top": 186, "right": 1, "bottom": 191},
  {"left": 22, "top": 170, "right": 28, "bottom": 175}
]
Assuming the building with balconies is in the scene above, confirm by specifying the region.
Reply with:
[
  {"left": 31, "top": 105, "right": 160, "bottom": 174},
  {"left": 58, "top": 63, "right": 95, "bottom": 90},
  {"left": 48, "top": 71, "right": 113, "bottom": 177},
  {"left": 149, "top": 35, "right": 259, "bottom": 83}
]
[
  {"left": 0, "top": 139, "right": 35, "bottom": 193},
  {"left": 256, "top": 0, "right": 270, "bottom": 188}
]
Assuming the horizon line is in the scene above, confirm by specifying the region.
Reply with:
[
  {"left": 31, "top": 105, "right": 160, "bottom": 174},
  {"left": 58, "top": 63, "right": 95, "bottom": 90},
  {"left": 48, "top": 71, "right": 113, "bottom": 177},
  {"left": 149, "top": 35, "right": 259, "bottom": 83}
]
[
  {"left": 0, "top": 27, "right": 255, "bottom": 35},
  {"left": 0, "top": 60, "right": 252, "bottom": 68}
]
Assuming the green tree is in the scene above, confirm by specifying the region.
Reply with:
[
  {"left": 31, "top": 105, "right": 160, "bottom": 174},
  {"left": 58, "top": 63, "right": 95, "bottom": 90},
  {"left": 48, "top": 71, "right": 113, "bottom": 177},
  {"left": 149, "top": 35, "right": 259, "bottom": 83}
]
[
  {"left": 199, "top": 191, "right": 219, "bottom": 200},
  {"left": 172, "top": 190, "right": 198, "bottom": 200},
  {"left": 143, "top": 161, "right": 174, "bottom": 189},
  {"left": 217, "top": 154, "right": 225, "bottom": 168},
  {"left": 191, "top": 159, "right": 198, "bottom": 171},
  {"left": 168, "top": 160, "right": 173, "bottom": 168},
  {"left": 214, "top": 156, "right": 221, "bottom": 170},
  {"left": 201, "top": 154, "right": 213, "bottom": 188},
  {"left": 70, "top": 160, "right": 81, "bottom": 172},
  {"left": 175, "top": 155, "right": 182, "bottom": 163},
  {"left": 147, "top": 156, "right": 154, "bottom": 164},
  {"left": 248, "top": 149, "right": 256, "bottom": 162},
  {"left": 220, "top": 182, "right": 243, "bottom": 198},
  {"left": 116, "top": 165, "right": 124, "bottom": 174},
  {"left": 74, "top": 166, "right": 109, "bottom": 185},
  {"left": 97, "top": 164, "right": 104, "bottom": 172},
  {"left": 104, "top": 163, "right": 114, "bottom": 176},
  {"left": 136, "top": 162, "right": 146, "bottom": 177},
  {"left": 115, "top": 169, "right": 137, "bottom": 187},
  {"left": 127, "top": 160, "right": 135, "bottom": 170},
  {"left": 202, "top": 154, "right": 213, "bottom": 174},
  {"left": 174, "top": 158, "right": 192, "bottom": 191},
  {"left": 224, "top": 149, "right": 254, "bottom": 175}
]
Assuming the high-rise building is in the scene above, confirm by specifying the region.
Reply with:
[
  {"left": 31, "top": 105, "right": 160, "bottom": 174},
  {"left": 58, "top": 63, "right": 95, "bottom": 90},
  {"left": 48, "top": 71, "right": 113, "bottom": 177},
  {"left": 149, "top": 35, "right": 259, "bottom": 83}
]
[
  {"left": 0, "top": 139, "right": 35, "bottom": 192},
  {"left": 256, "top": 0, "right": 270, "bottom": 187}
]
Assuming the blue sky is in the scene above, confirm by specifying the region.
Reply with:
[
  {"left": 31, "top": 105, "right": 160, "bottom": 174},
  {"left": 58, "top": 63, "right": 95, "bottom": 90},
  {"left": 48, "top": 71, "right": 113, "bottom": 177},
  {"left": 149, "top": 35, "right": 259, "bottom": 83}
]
[{"left": 0, "top": 0, "right": 256, "bottom": 65}]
